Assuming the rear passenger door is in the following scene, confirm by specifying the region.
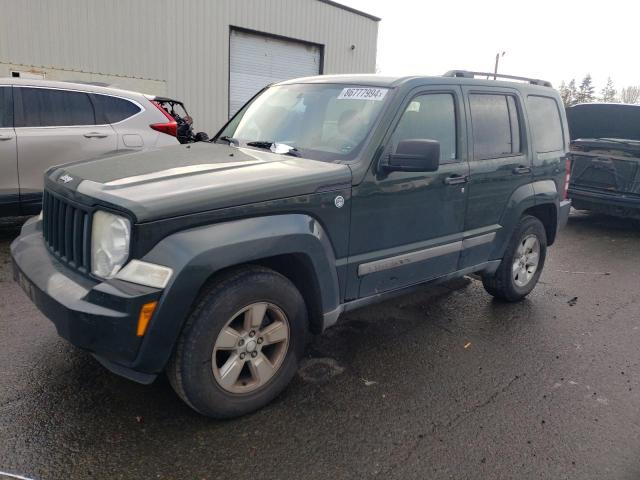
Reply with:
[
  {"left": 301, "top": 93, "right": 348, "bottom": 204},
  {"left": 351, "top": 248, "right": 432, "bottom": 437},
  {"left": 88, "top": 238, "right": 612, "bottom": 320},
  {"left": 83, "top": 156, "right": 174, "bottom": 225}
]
[
  {"left": 0, "top": 85, "right": 20, "bottom": 214},
  {"left": 14, "top": 87, "right": 117, "bottom": 205},
  {"left": 460, "top": 88, "right": 531, "bottom": 268}
]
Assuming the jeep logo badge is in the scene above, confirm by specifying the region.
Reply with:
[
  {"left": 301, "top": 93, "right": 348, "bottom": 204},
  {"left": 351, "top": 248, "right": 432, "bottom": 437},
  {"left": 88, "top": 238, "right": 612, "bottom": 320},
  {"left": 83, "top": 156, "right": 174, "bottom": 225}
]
[
  {"left": 334, "top": 196, "right": 345, "bottom": 208},
  {"left": 58, "top": 174, "right": 73, "bottom": 184}
]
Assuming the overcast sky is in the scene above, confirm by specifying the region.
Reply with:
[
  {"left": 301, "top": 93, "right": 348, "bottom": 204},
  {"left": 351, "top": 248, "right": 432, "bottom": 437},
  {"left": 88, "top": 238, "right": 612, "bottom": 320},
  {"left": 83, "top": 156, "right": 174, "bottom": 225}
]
[{"left": 341, "top": 0, "right": 637, "bottom": 92}]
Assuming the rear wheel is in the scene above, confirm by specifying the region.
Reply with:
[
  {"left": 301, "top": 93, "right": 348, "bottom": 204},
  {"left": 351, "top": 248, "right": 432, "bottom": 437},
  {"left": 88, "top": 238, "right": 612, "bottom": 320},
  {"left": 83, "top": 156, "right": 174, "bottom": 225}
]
[
  {"left": 482, "top": 215, "right": 547, "bottom": 302},
  {"left": 167, "top": 266, "right": 307, "bottom": 418}
]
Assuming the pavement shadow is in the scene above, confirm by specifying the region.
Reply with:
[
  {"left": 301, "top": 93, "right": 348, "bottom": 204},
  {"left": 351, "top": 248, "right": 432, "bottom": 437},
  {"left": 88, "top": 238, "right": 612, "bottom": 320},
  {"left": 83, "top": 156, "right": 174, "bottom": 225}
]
[
  {"left": 0, "top": 216, "right": 28, "bottom": 242},
  {"left": 568, "top": 209, "right": 640, "bottom": 236}
]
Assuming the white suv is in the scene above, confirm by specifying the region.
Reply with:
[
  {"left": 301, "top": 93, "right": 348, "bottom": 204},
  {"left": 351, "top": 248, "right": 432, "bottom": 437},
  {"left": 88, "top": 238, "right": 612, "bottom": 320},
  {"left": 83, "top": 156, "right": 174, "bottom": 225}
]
[{"left": 0, "top": 78, "right": 179, "bottom": 216}]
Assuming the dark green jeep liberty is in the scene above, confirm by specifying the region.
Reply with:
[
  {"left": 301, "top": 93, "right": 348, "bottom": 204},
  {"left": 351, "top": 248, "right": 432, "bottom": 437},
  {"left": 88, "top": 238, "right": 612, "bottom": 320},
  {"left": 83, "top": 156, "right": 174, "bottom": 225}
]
[{"left": 11, "top": 71, "right": 571, "bottom": 418}]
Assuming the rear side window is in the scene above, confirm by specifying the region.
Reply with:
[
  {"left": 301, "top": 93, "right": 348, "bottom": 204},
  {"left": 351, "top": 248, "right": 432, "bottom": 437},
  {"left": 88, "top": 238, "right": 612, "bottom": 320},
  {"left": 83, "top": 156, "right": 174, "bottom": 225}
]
[
  {"left": 91, "top": 94, "right": 141, "bottom": 124},
  {"left": 391, "top": 93, "right": 457, "bottom": 162},
  {"left": 527, "top": 95, "right": 564, "bottom": 152},
  {"left": 470, "top": 94, "right": 521, "bottom": 160},
  {"left": 16, "top": 87, "right": 95, "bottom": 127},
  {"left": 0, "top": 87, "right": 12, "bottom": 128}
]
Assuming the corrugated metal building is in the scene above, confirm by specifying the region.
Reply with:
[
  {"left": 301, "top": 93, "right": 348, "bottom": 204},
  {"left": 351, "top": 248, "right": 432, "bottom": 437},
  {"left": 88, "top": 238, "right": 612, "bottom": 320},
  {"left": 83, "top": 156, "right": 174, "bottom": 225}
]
[{"left": 0, "top": 0, "right": 379, "bottom": 134}]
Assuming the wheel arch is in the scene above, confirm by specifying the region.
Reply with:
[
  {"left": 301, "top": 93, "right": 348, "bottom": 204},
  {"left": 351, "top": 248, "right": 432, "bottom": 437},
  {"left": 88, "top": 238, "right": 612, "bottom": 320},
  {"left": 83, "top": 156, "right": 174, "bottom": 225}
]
[
  {"left": 522, "top": 202, "right": 558, "bottom": 246},
  {"left": 132, "top": 214, "right": 341, "bottom": 373},
  {"left": 491, "top": 181, "right": 560, "bottom": 259}
]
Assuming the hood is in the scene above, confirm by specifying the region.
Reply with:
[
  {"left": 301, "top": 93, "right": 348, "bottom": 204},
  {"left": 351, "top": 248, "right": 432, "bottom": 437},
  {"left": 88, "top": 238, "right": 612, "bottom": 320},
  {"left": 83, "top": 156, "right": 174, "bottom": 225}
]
[
  {"left": 48, "top": 143, "right": 352, "bottom": 221},
  {"left": 567, "top": 103, "right": 640, "bottom": 142}
]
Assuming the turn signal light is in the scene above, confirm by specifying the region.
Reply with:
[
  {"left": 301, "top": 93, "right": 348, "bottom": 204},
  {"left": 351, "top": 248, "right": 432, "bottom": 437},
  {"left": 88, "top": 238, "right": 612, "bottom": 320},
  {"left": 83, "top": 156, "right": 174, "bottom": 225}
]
[
  {"left": 563, "top": 157, "right": 571, "bottom": 199},
  {"left": 137, "top": 301, "right": 158, "bottom": 337}
]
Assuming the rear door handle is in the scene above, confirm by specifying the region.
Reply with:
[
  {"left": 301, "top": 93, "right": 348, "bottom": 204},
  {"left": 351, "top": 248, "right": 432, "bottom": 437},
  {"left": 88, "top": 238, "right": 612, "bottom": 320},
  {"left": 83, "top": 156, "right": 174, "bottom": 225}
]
[
  {"left": 444, "top": 175, "right": 468, "bottom": 185},
  {"left": 83, "top": 132, "right": 108, "bottom": 138},
  {"left": 512, "top": 166, "right": 532, "bottom": 175}
]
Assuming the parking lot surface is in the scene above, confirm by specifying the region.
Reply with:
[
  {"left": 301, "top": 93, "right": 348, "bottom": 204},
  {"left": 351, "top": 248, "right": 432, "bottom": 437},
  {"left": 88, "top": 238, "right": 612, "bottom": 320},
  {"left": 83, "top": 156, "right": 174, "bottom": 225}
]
[{"left": 1, "top": 211, "right": 640, "bottom": 480}]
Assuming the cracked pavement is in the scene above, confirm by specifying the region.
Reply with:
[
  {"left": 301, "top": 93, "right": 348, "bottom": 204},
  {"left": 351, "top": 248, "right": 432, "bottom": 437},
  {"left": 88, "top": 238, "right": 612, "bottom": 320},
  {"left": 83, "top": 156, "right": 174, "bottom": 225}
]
[{"left": 1, "top": 211, "right": 640, "bottom": 479}]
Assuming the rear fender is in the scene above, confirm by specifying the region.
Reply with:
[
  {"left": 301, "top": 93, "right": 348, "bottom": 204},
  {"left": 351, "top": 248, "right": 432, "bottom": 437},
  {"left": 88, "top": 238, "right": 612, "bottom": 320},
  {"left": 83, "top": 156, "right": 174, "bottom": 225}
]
[
  {"left": 490, "top": 180, "right": 561, "bottom": 259},
  {"left": 489, "top": 183, "right": 536, "bottom": 260}
]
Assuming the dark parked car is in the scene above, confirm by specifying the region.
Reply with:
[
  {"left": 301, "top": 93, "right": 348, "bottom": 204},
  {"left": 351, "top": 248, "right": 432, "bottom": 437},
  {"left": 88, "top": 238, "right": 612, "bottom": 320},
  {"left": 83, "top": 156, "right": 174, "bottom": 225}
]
[
  {"left": 12, "top": 71, "right": 571, "bottom": 418},
  {"left": 567, "top": 103, "right": 640, "bottom": 219}
]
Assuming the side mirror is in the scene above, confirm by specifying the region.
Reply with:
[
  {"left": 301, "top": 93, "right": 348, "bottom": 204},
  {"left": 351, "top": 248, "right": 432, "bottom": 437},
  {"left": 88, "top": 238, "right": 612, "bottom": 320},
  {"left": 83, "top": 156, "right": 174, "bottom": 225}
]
[{"left": 382, "top": 139, "right": 440, "bottom": 173}]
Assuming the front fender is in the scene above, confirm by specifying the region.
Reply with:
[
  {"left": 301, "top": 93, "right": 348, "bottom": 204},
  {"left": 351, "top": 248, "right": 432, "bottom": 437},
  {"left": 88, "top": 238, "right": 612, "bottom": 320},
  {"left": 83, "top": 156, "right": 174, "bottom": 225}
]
[{"left": 132, "top": 214, "right": 340, "bottom": 373}]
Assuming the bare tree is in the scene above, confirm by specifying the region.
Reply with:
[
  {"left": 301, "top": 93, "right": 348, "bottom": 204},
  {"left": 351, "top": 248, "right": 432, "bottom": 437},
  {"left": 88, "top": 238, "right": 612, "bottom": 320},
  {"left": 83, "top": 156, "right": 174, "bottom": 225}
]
[{"left": 620, "top": 86, "right": 640, "bottom": 104}]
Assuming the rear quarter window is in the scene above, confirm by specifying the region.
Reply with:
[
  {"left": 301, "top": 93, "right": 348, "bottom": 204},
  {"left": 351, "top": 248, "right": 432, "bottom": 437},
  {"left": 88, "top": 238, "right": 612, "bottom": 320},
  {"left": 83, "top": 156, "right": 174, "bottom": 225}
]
[
  {"left": 16, "top": 87, "right": 95, "bottom": 127},
  {"left": 91, "top": 94, "right": 142, "bottom": 124},
  {"left": 527, "top": 95, "right": 564, "bottom": 153},
  {"left": 0, "top": 87, "right": 12, "bottom": 128}
]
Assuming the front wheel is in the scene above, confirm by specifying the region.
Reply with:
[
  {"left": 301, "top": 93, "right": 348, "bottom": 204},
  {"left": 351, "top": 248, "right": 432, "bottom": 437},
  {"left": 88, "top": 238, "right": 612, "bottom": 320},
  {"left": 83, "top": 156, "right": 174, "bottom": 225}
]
[
  {"left": 482, "top": 215, "right": 547, "bottom": 302},
  {"left": 167, "top": 266, "right": 307, "bottom": 418}
]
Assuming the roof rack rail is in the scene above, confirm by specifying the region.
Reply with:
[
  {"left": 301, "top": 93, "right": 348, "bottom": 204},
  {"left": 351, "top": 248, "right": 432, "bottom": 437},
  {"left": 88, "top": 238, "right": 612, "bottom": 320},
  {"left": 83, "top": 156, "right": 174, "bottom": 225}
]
[{"left": 443, "top": 70, "right": 552, "bottom": 87}]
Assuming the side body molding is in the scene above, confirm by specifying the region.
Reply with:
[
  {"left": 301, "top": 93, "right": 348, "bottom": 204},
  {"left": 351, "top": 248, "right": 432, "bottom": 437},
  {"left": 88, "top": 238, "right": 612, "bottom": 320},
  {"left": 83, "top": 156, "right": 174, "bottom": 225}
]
[{"left": 135, "top": 214, "right": 341, "bottom": 373}]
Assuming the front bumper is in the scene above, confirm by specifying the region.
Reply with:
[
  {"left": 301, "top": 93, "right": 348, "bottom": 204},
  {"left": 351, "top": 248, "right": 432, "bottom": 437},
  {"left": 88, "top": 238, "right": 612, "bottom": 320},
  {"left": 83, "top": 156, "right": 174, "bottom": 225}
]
[{"left": 11, "top": 218, "right": 162, "bottom": 383}]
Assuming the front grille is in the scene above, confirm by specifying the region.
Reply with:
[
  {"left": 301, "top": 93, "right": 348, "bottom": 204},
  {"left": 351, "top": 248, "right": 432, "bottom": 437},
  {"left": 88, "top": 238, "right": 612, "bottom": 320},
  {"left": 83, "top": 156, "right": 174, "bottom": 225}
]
[{"left": 42, "top": 190, "right": 92, "bottom": 273}]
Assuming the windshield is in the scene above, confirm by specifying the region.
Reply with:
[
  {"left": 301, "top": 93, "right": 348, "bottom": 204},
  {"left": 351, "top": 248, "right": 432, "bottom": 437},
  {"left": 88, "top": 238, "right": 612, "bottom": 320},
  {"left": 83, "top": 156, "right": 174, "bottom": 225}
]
[{"left": 217, "top": 84, "right": 391, "bottom": 161}]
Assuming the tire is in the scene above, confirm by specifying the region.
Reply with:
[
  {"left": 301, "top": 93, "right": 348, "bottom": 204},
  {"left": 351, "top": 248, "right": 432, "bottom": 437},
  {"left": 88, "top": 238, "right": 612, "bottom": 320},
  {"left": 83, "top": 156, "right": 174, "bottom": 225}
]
[
  {"left": 482, "top": 215, "right": 547, "bottom": 302},
  {"left": 167, "top": 266, "right": 308, "bottom": 418}
]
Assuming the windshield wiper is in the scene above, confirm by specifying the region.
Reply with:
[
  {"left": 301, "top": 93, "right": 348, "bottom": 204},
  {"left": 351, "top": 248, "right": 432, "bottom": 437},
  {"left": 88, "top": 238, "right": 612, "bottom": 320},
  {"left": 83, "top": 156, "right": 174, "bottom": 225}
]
[
  {"left": 217, "top": 135, "right": 239, "bottom": 146},
  {"left": 246, "top": 141, "right": 301, "bottom": 157},
  {"left": 599, "top": 138, "right": 640, "bottom": 146},
  {"left": 246, "top": 140, "right": 274, "bottom": 149},
  {"left": 578, "top": 137, "right": 640, "bottom": 146}
]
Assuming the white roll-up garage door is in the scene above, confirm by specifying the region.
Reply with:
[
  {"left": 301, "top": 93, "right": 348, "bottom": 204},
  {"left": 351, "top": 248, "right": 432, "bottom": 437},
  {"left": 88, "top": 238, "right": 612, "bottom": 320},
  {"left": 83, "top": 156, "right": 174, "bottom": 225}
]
[{"left": 229, "top": 29, "right": 321, "bottom": 117}]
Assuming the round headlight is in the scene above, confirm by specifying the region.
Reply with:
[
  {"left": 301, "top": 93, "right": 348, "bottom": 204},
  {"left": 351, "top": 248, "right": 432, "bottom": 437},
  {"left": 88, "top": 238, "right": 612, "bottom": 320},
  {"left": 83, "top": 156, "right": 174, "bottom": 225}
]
[{"left": 91, "top": 210, "right": 131, "bottom": 278}]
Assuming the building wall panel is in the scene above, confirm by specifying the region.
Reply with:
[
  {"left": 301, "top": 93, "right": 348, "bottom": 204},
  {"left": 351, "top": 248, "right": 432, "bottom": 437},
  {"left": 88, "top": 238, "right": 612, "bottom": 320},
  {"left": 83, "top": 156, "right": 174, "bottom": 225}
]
[{"left": 0, "top": 0, "right": 378, "bottom": 133}]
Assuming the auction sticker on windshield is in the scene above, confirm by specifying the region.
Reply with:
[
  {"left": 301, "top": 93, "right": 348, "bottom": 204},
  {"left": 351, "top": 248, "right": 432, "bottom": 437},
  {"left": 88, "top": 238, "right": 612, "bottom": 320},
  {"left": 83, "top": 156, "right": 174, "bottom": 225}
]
[{"left": 338, "top": 87, "right": 388, "bottom": 101}]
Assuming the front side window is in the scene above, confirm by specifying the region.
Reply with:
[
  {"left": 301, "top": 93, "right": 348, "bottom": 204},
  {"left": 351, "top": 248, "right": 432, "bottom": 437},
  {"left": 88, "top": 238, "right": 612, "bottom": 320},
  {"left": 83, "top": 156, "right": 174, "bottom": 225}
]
[
  {"left": 0, "top": 87, "right": 12, "bottom": 128},
  {"left": 16, "top": 87, "right": 95, "bottom": 127},
  {"left": 91, "top": 94, "right": 141, "bottom": 124},
  {"left": 218, "top": 84, "right": 391, "bottom": 161},
  {"left": 527, "top": 95, "right": 564, "bottom": 152},
  {"left": 470, "top": 93, "right": 521, "bottom": 160},
  {"left": 391, "top": 93, "right": 457, "bottom": 162}
]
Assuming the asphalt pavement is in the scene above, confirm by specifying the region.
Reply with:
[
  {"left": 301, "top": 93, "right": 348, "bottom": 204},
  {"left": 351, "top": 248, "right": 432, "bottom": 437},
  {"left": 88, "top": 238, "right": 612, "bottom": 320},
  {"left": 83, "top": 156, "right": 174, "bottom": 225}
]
[{"left": 1, "top": 211, "right": 639, "bottom": 480}]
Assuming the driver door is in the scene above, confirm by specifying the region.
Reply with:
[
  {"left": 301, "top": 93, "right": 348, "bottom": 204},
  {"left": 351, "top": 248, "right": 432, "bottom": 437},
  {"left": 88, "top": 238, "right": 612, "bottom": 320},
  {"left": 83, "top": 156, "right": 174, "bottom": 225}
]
[{"left": 347, "top": 87, "right": 469, "bottom": 299}]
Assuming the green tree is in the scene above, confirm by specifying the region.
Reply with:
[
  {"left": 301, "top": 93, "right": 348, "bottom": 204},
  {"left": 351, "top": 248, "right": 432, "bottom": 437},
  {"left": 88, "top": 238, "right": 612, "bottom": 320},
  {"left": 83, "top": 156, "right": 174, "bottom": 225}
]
[
  {"left": 600, "top": 77, "right": 617, "bottom": 103},
  {"left": 559, "top": 79, "right": 578, "bottom": 107},
  {"left": 576, "top": 74, "right": 595, "bottom": 104}
]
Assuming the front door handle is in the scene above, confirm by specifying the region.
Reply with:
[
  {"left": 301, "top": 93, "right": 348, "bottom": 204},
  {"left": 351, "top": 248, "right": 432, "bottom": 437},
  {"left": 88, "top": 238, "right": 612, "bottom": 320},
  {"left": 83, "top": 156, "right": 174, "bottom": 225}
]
[
  {"left": 444, "top": 174, "right": 468, "bottom": 185},
  {"left": 0, "top": 134, "right": 13, "bottom": 141},
  {"left": 513, "top": 165, "right": 532, "bottom": 175},
  {"left": 83, "top": 132, "right": 108, "bottom": 139}
]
